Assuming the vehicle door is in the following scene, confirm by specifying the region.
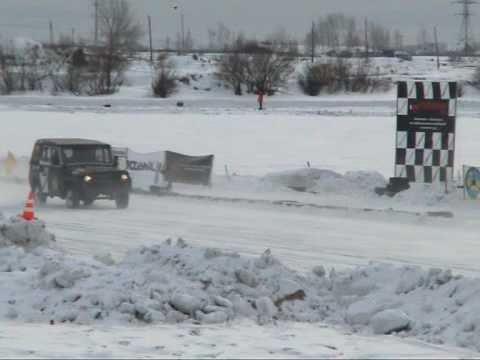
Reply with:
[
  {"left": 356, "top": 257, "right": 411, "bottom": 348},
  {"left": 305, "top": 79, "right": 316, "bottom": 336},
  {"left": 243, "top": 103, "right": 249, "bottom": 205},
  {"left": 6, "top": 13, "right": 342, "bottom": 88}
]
[
  {"left": 38, "top": 146, "right": 51, "bottom": 194},
  {"left": 29, "top": 143, "right": 42, "bottom": 188},
  {"left": 47, "top": 146, "right": 63, "bottom": 196}
]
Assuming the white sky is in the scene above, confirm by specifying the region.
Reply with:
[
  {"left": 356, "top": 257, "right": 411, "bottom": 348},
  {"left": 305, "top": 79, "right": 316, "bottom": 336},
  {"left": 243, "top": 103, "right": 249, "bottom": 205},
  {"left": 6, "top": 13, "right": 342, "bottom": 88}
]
[{"left": 0, "top": 0, "right": 472, "bottom": 49}]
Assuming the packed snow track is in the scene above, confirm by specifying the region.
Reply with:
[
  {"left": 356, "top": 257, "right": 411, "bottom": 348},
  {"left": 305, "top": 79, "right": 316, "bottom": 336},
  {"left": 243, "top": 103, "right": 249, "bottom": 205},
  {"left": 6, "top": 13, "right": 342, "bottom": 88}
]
[{"left": 1, "top": 181, "right": 480, "bottom": 277}]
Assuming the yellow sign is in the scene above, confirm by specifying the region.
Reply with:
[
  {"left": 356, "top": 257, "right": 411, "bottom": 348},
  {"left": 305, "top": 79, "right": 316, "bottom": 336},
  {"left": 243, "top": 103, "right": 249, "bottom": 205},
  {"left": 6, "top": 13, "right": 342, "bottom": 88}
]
[{"left": 3, "top": 151, "right": 17, "bottom": 176}]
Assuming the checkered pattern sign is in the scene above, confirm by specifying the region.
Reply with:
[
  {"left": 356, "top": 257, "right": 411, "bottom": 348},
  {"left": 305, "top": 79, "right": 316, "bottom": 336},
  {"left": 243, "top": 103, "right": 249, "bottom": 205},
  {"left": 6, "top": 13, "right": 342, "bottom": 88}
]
[{"left": 395, "top": 81, "right": 457, "bottom": 183}]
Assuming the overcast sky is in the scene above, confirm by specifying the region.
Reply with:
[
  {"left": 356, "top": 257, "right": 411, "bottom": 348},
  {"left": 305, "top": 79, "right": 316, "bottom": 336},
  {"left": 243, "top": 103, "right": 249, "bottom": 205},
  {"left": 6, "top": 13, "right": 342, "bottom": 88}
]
[{"left": 0, "top": 0, "right": 473, "bottom": 49}]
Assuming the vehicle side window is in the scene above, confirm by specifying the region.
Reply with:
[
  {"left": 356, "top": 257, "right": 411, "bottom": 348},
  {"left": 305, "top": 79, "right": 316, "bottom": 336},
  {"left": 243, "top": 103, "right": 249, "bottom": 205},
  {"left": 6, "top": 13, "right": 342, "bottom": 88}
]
[
  {"left": 104, "top": 148, "right": 112, "bottom": 163},
  {"left": 51, "top": 147, "right": 60, "bottom": 165},
  {"left": 31, "top": 144, "right": 42, "bottom": 163},
  {"left": 95, "top": 148, "right": 104, "bottom": 162},
  {"left": 41, "top": 146, "right": 49, "bottom": 162},
  {"left": 63, "top": 148, "right": 74, "bottom": 161}
]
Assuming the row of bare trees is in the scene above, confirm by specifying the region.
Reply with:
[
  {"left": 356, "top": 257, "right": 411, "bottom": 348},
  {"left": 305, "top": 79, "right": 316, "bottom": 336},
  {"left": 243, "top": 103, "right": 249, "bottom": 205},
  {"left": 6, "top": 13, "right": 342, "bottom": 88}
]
[
  {"left": 0, "top": 2, "right": 395, "bottom": 98},
  {"left": 298, "top": 60, "right": 390, "bottom": 95},
  {"left": 0, "top": 0, "right": 142, "bottom": 95},
  {"left": 304, "top": 13, "right": 404, "bottom": 53}
]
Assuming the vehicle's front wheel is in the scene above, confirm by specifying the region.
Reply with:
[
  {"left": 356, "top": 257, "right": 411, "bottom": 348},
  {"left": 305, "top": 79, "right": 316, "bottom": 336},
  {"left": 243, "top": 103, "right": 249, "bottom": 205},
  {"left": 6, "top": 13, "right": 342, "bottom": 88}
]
[
  {"left": 33, "top": 185, "right": 47, "bottom": 206},
  {"left": 66, "top": 190, "right": 80, "bottom": 209},
  {"left": 115, "top": 191, "right": 129, "bottom": 209}
]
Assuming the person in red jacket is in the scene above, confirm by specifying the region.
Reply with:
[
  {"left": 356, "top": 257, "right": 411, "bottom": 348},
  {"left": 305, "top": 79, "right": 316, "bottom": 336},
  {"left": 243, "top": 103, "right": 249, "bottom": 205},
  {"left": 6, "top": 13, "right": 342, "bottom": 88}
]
[{"left": 257, "top": 90, "right": 264, "bottom": 110}]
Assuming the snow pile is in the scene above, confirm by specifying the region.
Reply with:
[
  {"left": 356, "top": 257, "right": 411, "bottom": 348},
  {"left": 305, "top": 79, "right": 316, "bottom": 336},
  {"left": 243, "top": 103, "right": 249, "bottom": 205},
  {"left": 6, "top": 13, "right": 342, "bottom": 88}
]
[
  {"left": 336, "top": 264, "right": 480, "bottom": 350},
  {"left": 1, "top": 239, "right": 326, "bottom": 325},
  {"left": 0, "top": 216, "right": 55, "bottom": 248},
  {"left": 4, "top": 229, "right": 480, "bottom": 351},
  {"left": 264, "top": 168, "right": 386, "bottom": 196},
  {"left": 393, "top": 183, "right": 458, "bottom": 207}
]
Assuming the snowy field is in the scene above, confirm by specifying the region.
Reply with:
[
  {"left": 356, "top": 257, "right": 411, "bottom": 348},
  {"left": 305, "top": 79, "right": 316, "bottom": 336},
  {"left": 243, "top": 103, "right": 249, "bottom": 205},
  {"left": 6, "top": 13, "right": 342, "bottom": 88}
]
[{"left": 2, "top": 55, "right": 480, "bottom": 358}]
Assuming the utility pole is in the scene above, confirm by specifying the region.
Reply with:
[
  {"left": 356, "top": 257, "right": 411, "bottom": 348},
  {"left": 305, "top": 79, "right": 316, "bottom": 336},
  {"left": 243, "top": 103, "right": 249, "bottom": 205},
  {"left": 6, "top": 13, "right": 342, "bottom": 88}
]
[
  {"left": 49, "top": 20, "right": 54, "bottom": 46},
  {"left": 434, "top": 26, "right": 440, "bottom": 70},
  {"left": 311, "top": 21, "right": 315, "bottom": 63},
  {"left": 148, "top": 15, "right": 153, "bottom": 63},
  {"left": 454, "top": 0, "right": 477, "bottom": 56},
  {"left": 94, "top": 0, "right": 99, "bottom": 45},
  {"left": 364, "top": 18, "right": 369, "bottom": 61},
  {"left": 181, "top": 11, "right": 185, "bottom": 53},
  {"left": 72, "top": 28, "right": 75, "bottom": 46}
]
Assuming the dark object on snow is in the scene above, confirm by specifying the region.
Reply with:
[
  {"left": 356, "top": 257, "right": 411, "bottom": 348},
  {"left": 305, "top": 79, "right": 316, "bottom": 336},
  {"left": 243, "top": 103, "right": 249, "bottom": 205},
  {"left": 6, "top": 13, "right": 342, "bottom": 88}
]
[
  {"left": 274, "top": 289, "right": 306, "bottom": 308},
  {"left": 103, "top": 104, "right": 111, "bottom": 108},
  {"left": 29, "top": 139, "right": 131, "bottom": 209},
  {"left": 162, "top": 151, "right": 214, "bottom": 186},
  {"left": 176, "top": 101, "right": 184, "bottom": 107},
  {"left": 288, "top": 186, "right": 308, "bottom": 192},
  {"left": 375, "top": 177, "right": 410, "bottom": 197}
]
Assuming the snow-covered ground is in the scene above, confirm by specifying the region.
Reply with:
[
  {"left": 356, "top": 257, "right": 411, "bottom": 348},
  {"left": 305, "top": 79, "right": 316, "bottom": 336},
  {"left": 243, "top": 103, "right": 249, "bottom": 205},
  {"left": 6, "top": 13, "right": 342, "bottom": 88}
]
[
  {"left": 0, "top": 214, "right": 478, "bottom": 358},
  {"left": 1, "top": 55, "right": 480, "bottom": 357}
]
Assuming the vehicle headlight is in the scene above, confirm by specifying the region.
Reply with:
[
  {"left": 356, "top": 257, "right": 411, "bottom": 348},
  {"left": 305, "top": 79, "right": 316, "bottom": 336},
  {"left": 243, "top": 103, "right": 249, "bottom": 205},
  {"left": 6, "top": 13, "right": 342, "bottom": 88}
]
[
  {"left": 84, "top": 175, "right": 93, "bottom": 183},
  {"left": 121, "top": 174, "right": 129, "bottom": 181}
]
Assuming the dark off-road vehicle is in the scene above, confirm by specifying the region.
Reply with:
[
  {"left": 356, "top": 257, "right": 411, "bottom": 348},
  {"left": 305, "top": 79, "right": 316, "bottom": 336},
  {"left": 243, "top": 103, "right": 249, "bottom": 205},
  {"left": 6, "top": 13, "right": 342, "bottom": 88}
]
[{"left": 29, "top": 139, "right": 131, "bottom": 209}]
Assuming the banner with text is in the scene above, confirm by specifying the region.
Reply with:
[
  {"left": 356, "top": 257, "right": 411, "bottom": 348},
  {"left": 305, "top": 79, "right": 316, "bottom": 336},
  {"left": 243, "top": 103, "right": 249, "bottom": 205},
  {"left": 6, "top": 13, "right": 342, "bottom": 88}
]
[
  {"left": 163, "top": 151, "right": 214, "bottom": 186},
  {"left": 394, "top": 81, "right": 457, "bottom": 183}
]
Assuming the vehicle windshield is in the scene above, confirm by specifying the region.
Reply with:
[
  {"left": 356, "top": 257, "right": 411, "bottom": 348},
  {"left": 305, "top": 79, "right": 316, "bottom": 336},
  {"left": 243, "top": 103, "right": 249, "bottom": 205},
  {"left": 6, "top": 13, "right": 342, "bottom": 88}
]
[{"left": 62, "top": 146, "right": 112, "bottom": 164}]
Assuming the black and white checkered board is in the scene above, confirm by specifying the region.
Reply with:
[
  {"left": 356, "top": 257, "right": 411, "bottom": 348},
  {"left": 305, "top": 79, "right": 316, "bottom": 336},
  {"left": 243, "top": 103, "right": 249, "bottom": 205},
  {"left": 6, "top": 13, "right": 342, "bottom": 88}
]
[{"left": 395, "top": 81, "right": 457, "bottom": 183}]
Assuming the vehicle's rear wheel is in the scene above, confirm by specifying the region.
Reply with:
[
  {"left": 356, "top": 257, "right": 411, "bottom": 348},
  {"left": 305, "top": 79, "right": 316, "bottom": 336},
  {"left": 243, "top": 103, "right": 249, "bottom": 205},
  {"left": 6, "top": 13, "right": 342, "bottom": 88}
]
[
  {"left": 66, "top": 190, "right": 80, "bottom": 209},
  {"left": 83, "top": 198, "right": 95, "bottom": 207},
  {"left": 115, "top": 191, "right": 129, "bottom": 209},
  {"left": 33, "top": 185, "right": 47, "bottom": 206}
]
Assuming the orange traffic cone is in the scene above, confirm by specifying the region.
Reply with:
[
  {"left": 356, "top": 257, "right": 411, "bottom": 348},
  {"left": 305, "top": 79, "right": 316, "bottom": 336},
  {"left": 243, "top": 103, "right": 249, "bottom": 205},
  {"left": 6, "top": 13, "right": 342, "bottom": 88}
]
[{"left": 22, "top": 191, "right": 35, "bottom": 221}]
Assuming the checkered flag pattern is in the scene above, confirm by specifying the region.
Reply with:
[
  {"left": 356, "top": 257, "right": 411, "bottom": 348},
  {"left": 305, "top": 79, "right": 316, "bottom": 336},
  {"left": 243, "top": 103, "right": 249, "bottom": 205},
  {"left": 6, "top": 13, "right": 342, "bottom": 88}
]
[{"left": 394, "top": 81, "right": 457, "bottom": 183}]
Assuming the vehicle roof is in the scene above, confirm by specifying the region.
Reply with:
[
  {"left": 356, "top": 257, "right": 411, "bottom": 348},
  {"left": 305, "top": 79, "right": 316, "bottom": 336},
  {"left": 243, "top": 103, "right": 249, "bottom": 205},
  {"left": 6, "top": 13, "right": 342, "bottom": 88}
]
[{"left": 35, "top": 138, "right": 110, "bottom": 146}]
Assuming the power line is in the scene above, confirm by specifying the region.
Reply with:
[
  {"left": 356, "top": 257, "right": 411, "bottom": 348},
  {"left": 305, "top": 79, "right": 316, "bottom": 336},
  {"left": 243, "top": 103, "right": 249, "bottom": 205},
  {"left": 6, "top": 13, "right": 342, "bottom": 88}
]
[{"left": 453, "top": 0, "right": 478, "bottom": 56}]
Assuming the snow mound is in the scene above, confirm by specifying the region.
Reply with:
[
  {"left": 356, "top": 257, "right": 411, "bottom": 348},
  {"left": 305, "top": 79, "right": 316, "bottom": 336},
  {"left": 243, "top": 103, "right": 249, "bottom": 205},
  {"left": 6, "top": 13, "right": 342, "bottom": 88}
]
[
  {"left": 4, "top": 234, "right": 480, "bottom": 351},
  {"left": 370, "top": 309, "right": 412, "bottom": 335},
  {"left": 1, "top": 238, "right": 329, "bottom": 326},
  {"left": 264, "top": 168, "right": 386, "bottom": 196},
  {"left": 393, "top": 183, "right": 458, "bottom": 206},
  {"left": 0, "top": 216, "right": 55, "bottom": 248}
]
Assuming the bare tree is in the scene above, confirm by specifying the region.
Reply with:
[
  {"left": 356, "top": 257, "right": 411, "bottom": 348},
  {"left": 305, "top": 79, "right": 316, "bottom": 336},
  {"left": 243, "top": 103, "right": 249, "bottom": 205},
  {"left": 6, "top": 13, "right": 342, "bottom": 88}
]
[
  {"left": 0, "top": 44, "right": 17, "bottom": 94},
  {"left": 164, "top": 36, "right": 171, "bottom": 50},
  {"left": 369, "top": 22, "right": 390, "bottom": 51},
  {"left": 175, "top": 32, "right": 182, "bottom": 53},
  {"left": 393, "top": 29, "right": 404, "bottom": 50},
  {"left": 207, "top": 28, "right": 216, "bottom": 50},
  {"left": 217, "top": 37, "right": 294, "bottom": 95},
  {"left": 269, "top": 26, "right": 299, "bottom": 55},
  {"left": 152, "top": 53, "right": 177, "bottom": 98},
  {"left": 345, "top": 18, "right": 361, "bottom": 48},
  {"left": 244, "top": 45, "right": 295, "bottom": 94},
  {"left": 92, "top": 0, "right": 143, "bottom": 94},
  {"left": 310, "top": 14, "right": 363, "bottom": 50},
  {"left": 184, "top": 29, "right": 194, "bottom": 51},
  {"left": 217, "top": 47, "right": 247, "bottom": 95}
]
